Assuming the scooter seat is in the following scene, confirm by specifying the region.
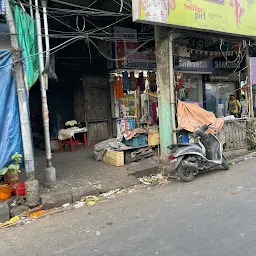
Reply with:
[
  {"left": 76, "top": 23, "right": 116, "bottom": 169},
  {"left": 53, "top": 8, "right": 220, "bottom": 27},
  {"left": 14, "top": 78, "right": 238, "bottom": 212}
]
[{"left": 168, "top": 143, "right": 199, "bottom": 149}]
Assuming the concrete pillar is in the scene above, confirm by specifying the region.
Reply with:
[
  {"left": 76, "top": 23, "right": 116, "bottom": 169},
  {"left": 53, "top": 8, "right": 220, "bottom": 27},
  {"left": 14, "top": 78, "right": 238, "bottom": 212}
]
[{"left": 155, "top": 26, "right": 175, "bottom": 156}]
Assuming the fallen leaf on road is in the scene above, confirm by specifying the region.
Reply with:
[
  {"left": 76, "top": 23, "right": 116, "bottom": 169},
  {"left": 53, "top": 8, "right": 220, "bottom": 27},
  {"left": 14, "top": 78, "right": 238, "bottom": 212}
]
[{"left": 230, "top": 192, "right": 237, "bottom": 195}]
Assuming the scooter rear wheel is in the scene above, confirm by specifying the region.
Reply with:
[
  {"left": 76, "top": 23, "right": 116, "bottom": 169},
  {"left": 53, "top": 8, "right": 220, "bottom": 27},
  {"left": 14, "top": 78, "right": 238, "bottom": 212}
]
[{"left": 177, "top": 163, "right": 195, "bottom": 182}]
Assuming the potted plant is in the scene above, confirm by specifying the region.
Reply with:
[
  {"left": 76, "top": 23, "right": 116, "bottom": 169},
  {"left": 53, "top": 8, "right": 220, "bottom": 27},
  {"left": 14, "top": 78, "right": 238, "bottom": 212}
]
[{"left": 0, "top": 153, "right": 22, "bottom": 183}]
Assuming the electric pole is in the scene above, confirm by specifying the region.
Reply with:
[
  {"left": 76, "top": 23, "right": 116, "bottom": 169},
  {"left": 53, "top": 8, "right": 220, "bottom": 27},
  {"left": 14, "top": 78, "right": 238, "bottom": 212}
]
[
  {"left": 34, "top": 0, "right": 56, "bottom": 187},
  {"left": 5, "top": 0, "right": 40, "bottom": 206}
]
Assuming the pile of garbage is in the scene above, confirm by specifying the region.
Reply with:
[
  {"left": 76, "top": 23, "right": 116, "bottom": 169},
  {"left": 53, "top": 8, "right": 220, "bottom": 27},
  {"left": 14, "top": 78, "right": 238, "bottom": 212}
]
[
  {"left": 139, "top": 173, "right": 171, "bottom": 185},
  {"left": 0, "top": 189, "right": 124, "bottom": 229}
]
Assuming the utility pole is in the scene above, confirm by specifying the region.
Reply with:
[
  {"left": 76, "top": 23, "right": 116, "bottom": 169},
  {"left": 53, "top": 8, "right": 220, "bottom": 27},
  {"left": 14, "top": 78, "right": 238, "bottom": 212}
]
[
  {"left": 155, "top": 26, "right": 176, "bottom": 156},
  {"left": 34, "top": 0, "right": 56, "bottom": 187},
  {"left": 5, "top": 0, "right": 40, "bottom": 206},
  {"left": 246, "top": 46, "right": 254, "bottom": 118}
]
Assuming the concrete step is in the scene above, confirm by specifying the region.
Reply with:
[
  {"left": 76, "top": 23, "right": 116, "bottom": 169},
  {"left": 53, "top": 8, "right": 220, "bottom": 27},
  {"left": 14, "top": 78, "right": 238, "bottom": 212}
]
[{"left": 127, "top": 159, "right": 160, "bottom": 178}]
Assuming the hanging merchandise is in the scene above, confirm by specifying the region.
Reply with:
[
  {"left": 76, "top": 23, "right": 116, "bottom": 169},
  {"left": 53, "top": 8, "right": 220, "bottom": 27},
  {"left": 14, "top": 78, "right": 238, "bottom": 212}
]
[
  {"left": 179, "top": 88, "right": 186, "bottom": 100},
  {"left": 145, "top": 72, "right": 150, "bottom": 91},
  {"left": 139, "top": 72, "right": 145, "bottom": 92},
  {"left": 120, "top": 94, "right": 136, "bottom": 117},
  {"left": 140, "top": 93, "right": 149, "bottom": 123},
  {"left": 122, "top": 71, "right": 130, "bottom": 90},
  {"left": 148, "top": 72, "right": 157, "bottom": 92},
  {"left": 130, "top": 72, "right": 137, "bottom": 91},
  {"left": 176, "top": 72, "right": 184, "bottom": 90},
  {"left": 241, "top": 80, "right": 248, "bottom": 92},
  {"left": 114, "top": 76, "right": 124, "bottom": 99},
  {"left": 188, "top": 80, "right": 193, "bottom": 93},
  {"left": 151, "top": 102, "right": 158, "bottom": 124},
  {"left": 145, "top": 77, "right": 150, "bottom": 90}
]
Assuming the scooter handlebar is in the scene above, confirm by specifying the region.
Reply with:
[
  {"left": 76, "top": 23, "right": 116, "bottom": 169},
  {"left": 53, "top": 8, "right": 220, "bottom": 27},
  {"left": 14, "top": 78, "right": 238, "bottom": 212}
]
[{"left": 192, "top": 124, "right": 211, "bottom": 138}]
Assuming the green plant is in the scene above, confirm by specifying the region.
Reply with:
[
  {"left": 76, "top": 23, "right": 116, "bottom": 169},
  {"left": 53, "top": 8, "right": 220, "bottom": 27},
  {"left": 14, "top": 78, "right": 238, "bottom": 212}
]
[{"left": 0, "top": 153, "right": 22, "bottom": 176}]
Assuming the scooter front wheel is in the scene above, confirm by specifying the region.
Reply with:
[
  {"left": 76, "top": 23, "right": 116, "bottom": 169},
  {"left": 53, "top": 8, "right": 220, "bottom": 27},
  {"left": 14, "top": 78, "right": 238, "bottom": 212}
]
[
  {"left": 177, "top": 163, "right": 195, "bottom": 182},
  {"left": 222, "top": 156, "right": 230, "bottom": 170}
]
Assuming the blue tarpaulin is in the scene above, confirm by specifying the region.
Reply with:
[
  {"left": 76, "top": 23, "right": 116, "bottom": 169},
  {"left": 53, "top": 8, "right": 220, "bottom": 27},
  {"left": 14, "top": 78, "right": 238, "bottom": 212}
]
[{"left": 0, "top": 50, "right": 23, "bottom": 169}]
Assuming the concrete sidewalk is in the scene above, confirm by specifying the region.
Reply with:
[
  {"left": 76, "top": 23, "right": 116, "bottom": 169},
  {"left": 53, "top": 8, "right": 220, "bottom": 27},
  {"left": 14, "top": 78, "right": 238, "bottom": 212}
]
[
  {"left": 34, "top": 148, "right": 159, "bottom": 209},
  {"left": 1, "top": 147, "right": 254, "bottom": 222},
  {"left": 14, "top": 146, "right": 250, "bottom": 211},
  {"left": 34, "top": 147, "right": 251, "bottom": 210}
]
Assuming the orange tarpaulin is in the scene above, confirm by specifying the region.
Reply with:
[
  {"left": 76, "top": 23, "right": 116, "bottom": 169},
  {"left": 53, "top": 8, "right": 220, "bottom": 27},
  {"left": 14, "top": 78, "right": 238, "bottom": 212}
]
[{"left": 177, "top": 101, "right": 224, "bottom": 134}]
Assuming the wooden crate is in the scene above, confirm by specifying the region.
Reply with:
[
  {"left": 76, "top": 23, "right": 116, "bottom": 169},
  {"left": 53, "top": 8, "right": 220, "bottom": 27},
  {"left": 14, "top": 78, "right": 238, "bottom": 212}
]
[
  {"left": 148, "top": 132, "right": 160, "bottom": 146},
  {"left": 103, "top": 150, "right": 124, "bottom": 167}
]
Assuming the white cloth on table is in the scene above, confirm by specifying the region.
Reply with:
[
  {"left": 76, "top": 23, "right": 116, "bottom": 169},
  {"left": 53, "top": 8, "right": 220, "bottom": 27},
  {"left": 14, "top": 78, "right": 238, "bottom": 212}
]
[{"left": 58, "top": 127, "right": 87, "bottom": 141}]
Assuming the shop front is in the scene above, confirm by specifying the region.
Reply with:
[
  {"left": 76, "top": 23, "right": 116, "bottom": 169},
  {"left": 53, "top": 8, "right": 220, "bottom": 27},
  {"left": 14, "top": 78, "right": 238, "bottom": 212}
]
[
  {"left": 174, "top": 56, "right": 213, "bottom": 106},
  {"left": 205, "top": 58, "right": 245, "bottom": 117},
  {"left": 89, "top": 26, "right": 160, "bottom": 166}
]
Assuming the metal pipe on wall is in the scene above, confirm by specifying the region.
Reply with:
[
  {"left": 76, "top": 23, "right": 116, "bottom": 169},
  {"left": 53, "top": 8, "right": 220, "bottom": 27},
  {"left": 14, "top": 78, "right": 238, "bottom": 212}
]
[
  {"left": 29, "top": 0, "right": 34, "bottom": 18},
  {"left": 169, "top": 32, "right": 177, "bottom": 144},
  {"left": 41, "top": 0, "right": 50, "bottom": 89},
  {"left": 246, "top": 46, "right": 254, "bottom": 118}
]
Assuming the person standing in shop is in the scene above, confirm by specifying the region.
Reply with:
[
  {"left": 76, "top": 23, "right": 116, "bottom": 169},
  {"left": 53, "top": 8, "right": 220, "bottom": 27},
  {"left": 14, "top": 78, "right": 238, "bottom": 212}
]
[{"left": 227, "top": 95, "right": 241, "bottom": 118}]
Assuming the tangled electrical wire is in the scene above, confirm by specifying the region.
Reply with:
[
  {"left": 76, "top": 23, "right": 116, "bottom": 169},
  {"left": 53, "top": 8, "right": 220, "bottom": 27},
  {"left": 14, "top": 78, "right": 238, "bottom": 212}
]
[{"left": 0, "top": 0, "right": 253, "bottom": 71}]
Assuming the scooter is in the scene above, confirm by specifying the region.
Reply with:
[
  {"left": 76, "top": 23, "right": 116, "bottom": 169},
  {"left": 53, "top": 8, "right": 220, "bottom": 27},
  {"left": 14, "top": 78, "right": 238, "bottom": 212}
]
[{"left": 168, "top": 124, "right": 229, "bottom": 182}]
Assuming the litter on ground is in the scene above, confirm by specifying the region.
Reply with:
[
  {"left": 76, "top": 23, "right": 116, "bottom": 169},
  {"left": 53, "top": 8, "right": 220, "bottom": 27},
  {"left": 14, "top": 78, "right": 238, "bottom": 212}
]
[{"left": 139, "top": 173, "right": 171, "bottom": 185}]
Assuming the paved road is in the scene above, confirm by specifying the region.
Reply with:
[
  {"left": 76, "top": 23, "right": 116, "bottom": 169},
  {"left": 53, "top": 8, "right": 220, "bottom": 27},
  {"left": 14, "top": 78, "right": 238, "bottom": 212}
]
[{"left": 2, "top": 158, "right": 256, "bottom": 256}]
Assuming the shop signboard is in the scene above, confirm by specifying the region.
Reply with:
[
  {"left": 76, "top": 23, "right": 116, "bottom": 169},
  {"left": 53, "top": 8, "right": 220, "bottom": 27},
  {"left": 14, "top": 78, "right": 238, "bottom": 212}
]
[
  {"left": 0, "top": 0, "right": 5, "bottom": 14},
  {"left": 97, "top": 39, "right": 114, "bottom": 70},
  {"left": 174, "top": 57, "right": 213, "bottom": 73},
  {"left": 214, "top": 60, "right": 241, "bottom": 69},
  {"left": 114, "top": 26, "right": 156, "bottom": 69},
  {"left": 132, "top": 0, "right": 256, "bottom": 37}
]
